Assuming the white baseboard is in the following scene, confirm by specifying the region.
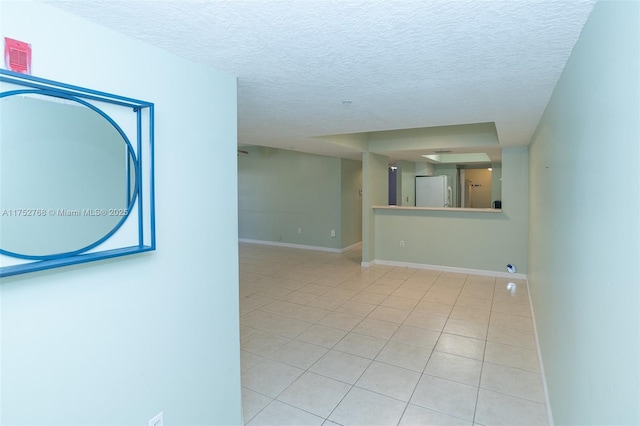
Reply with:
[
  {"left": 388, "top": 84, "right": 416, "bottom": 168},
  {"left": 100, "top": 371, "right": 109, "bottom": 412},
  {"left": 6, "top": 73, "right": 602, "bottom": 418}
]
[
  {"left": 239, "top": 238, "right": 361, "bottom": 254},
  {"left": 363, "top": 258, "right": 527, "bottom": 279},
  {"left": 341, "top": 241, "right": 362, "bottom": 253},
  {"left": 526, "top": 277, "right": 554, "bottom": 426}
]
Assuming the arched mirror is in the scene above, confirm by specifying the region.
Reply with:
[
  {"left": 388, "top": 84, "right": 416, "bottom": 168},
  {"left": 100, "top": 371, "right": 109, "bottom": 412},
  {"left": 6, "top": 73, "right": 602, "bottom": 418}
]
[{"left": 0, "top": 70, "right": 155, "bottom": 277}]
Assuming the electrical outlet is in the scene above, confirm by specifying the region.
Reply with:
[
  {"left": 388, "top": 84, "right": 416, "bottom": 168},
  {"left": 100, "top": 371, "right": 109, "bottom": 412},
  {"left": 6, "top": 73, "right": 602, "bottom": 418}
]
[
  {"left": 331, "top": 229, "right": 336, "bottom": 237},
  {"left": 400, "top": 240, "right": 405, "bottom": 247},
  {"left": 297, "top": 227, "right": 302, "bottom": 234},
  {"left": 148, "top": 412, "right": 163, "bottom": 426}
]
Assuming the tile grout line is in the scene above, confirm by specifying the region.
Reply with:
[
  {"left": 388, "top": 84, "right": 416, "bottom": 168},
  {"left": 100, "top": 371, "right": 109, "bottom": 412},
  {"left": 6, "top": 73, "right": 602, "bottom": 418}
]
[
  {"left": 471, "top": 274, "right": 496, "bottom": 425},
  {"left": 240, "top": 247, "right": 546, "bottom": 425}
]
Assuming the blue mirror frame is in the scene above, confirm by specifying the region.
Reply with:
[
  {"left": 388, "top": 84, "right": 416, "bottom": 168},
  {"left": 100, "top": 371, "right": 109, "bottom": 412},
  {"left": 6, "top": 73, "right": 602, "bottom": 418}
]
[{"left": 0, "top": 69, "right": 155, "bottom": 277}]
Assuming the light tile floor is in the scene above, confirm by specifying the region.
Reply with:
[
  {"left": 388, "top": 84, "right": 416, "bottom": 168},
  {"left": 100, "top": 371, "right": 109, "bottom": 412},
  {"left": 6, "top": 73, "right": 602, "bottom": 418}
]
[{"left": 239, "top": 243, "right": 548, "bottom": 426}]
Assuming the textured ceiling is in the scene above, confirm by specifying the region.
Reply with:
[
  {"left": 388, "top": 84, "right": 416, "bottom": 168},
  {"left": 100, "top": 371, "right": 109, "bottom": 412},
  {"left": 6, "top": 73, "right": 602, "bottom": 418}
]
[{"left": 48, "top": 0, "right": 597, "bottom": 162}]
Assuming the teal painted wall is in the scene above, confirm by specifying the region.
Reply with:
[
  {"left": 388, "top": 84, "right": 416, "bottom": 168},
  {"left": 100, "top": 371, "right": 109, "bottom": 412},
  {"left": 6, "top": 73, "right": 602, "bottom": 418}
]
[
  {"left": 0, "top": 2, "right": 241, "bottom": 425},
  {"left": 238, "top": 146, "right": 345, "bottom": 250},
  {"left": 340, "top": 159, "right": 363, "bottom": 248},
  {"left": 374, "top": 147, "right": 528, "bottom": 273},
  {"left": 528, "top": 2, "right": 640, "bottom": 424}
]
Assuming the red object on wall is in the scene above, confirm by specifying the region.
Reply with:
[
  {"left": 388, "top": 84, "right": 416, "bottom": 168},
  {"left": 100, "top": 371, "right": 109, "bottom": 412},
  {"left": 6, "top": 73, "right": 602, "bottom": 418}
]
[{"left": 4, "top": 37, "right": 32, "bottom": 74}]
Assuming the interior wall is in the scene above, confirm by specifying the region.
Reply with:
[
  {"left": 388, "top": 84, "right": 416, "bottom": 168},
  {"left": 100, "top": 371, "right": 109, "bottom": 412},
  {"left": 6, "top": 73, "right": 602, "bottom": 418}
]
[
  {"left": 0, "top": 2, "right": 241, "bottom": 425},
  {"left": 464, "top": 168, "right": 492, "bottom": 208},
  {"left": 340, "top": 158, "right": 363, "bottom": 248},
  {"left": 238, "top": 146, "right": 343, "bottom": 250},
  {"left": 397, "top": 160, "right": 416, "bottom": 206},
  {"left": 528, "top": 1, "right": 639, "bottom": 424},
  {"left": 490, "top": 163, "right": 502, "bottom": 205},
  {"left": 361, "top": 152, "right": 389, "bottom": 263},
  {"left": 373, "top": 147, "right": 528, "bottom": 273},
  {"left": 433, "top": 164, "right": 459, "bottom": 209}
]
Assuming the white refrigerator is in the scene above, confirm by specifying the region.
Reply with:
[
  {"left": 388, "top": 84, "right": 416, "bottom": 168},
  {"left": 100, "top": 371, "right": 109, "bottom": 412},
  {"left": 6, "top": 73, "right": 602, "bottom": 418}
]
[{"left": 415, "top": 175, "right": 452, "bottom": 207}]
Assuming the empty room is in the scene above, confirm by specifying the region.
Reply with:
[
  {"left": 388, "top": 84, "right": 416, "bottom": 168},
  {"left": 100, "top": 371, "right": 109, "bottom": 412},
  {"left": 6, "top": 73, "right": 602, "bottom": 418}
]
[{"left": 1, "top": 1, "right": 638, "bottom": 426}]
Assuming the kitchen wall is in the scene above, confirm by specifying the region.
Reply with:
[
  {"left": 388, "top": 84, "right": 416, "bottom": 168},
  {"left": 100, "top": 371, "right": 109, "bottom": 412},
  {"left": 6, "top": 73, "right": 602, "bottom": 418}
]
[
  {"left": 397, "top": 160, "right": 416, "bottom": 206},
  {"left": 433, "top": 164, "right": 459, "bottom": 208},
  {"left": 528, "top": 1, "right": 640, "bottom": 424},
  {"left": 0, "top": 2, "right": 241, "bottom": 424},
  {"left": 490, "top": 163, "right": 502, "bottom": 204},
  {"left": 372, "top": 147, "right": 528, "bottom": 274},
  {"left": 464, "top": 168, "right": 492, "bottom": 208}
]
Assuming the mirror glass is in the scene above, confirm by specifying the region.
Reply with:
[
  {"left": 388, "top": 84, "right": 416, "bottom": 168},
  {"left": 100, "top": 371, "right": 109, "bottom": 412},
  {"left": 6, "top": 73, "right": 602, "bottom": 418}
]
[{"left": 0, "top": 93, "right": 135, "bottom": 257}]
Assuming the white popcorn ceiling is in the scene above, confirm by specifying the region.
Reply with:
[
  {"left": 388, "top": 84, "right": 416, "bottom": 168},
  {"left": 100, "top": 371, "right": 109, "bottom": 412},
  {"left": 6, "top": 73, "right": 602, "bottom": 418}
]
[{"left": 49, "top": 0, "right": 597, "bottom": 161}]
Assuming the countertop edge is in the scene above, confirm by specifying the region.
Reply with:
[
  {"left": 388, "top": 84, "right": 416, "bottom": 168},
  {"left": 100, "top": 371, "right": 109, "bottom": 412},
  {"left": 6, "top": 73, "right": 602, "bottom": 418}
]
[{"left": 372, "top": 206, "right": 503, "bottom": 213}]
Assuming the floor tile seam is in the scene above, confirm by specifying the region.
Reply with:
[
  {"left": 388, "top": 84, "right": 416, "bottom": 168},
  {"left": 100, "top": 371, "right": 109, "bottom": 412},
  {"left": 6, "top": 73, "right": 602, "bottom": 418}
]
[
  {"left": 330, "top": 337, "right": 388, "bottom": 360},
  {"left": 260, "top": 355, "right": 320, "bottom": 372},
  {"left": 241, "top": 318, "right": 312, "bottom": 340},
  {"left": 388, "top": 331, "right": 439, "bottom": 353},
  {"left": 349, "top": 382, "right": 416, "bottom": 405},
  {"left": 240, "top": 308, "right": 314, "bottom": 330},
  {"left": 314, "top": 361, "right": 379, "bottom": 423},
  {"left": 304, "top": 347, "right": 376, "bottom": 385},
  {"left": 445, "top": 315, "right": 491, "bottom": 327},
  {"left": 370, "top": 355, "right": 429, "bottom": 375},
  {"left": 273, "top": 392, "right": 337, "bottom": 422},
  {"left": 487, "top": 325, "right": 536, "bottom": 346},
  {"left": 386, "top": 317, "right": 441, "bottom": 345},
  {"left": 304, "top": 366, "right": 369, "bottom": 388},
  {"left": 492, "top": 303, "right": 533, "bottom": 312},
  {"left": 415, "top": 296, "right": 456, "bottom": 306},
  {"left": 241, "top": 252, "right": 542, "bottom": 425},
  {"left": 397, "top": 321, "right": 445, "bottom": 334},
  {"left": 259, "top": 300, "right": 317, "bottom": 315},
  {"left": 428, "top": 286, "right": 465, "bottom": 294},
  {"left": 473, "top": 292, "right": 497, "bottom": 424},
  {"left": 451, "top": 304, "right": 493, "bottom": 314},
  {"left": 396, "top": 402, "right": 411, "bottom": 426},
  {"left": 411, "top": 309, "right": 451, "bottom": 319},
  {"left": 430, "top": 348, "right": 488, "bottom": 363},
  {"left": 419, "top": 370, "right": 481, "bottom": 388},
  {"left": 489, "top": 308, "right": 533, "bottom": 318},
  {"left": 491, "top": 294, "right": 531, "bottom": 302},
  {"left": 407, "top": 398, "right": 477, "bottom": 424},
  {"left": 241, "top": 394, "right": 275, "bottom": 424},
  {"left": 477, "top": 380, "right": 546, "bottom": 404},
  {"left": 317, "top": 312, "right": 369, "bottom": 334},
  {"left": 458, "top": 295, "right": 494, "bottom": 302},
  {"left": 243, "top": 356, "right": 308, "bottom": 383},
  {"left": 323, "top": 387, "right": 382, "bottom": 424},
  {"left": 418, "top": 331, "right": 443, "bottom": 376},
  {"left": 484, "top": 336, "right": 537, "bottom": 350},
  {"left": 446, "top": 315, "right": 490, "bottom": 327},
  {"left": 396, "top": 304, "right": 451, "bottom": 334},
  {"left": 366, "top": 352, "right": 427, "bottom": 375},
  {"left": 481, "top": 358, "right": 541, "bottom": 374},
  {"left": 242, "top": 385, "right": 275, "bottom": 402},
  {"left": 486, "top": 322, "right": 535, "bottom": 333},
  {"left": 240, "top": 347, "right": 282, "bottom": 362}
]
